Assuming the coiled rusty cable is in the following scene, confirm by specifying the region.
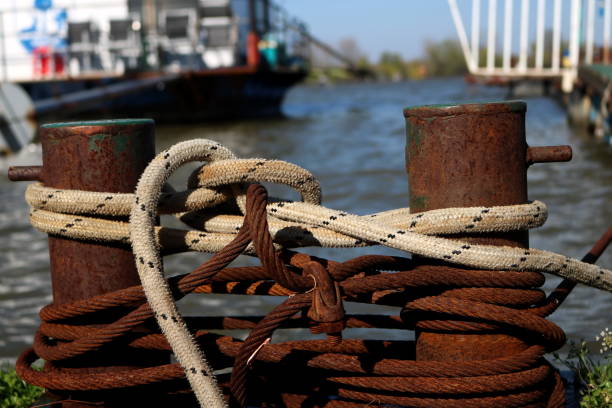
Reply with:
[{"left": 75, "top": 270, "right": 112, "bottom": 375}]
[{"left": 16, "top": 181, "right": 612, "bottom": 407}]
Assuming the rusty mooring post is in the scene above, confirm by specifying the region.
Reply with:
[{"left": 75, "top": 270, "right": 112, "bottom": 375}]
[
  {"left": 404, "top": 101, "right": 570, "bottom": 361},
  {"left": 41, "top": 119, "right": 154, "bottom": 303},
  {"left": 39, "top": 119, "right": 156, "bottom": 404}
]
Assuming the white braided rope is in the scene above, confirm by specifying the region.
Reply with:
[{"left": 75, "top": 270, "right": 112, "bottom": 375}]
[
  {"left": 130, "top": 140, "right": 232, "bottom": 408},
  {"left": 266, "top": 201, "right": 610, "bottom": 289},
  {"left": 24, "top": 140, "right": 612, "bottom": 292},
  {"left": 20, "top": 138, "right": 612, "bottom": 408},
  {"left": 28, "top": 199, "right": 549, "bottom": 250}
]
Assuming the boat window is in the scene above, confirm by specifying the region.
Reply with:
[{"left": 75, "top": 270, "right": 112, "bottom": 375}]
[
  {"left": 68, "top": 22, "right": 98, "bottom": 45},
  {"left": 205, "top": 25, "right": 231, "bottom": 47},
  {"left": 165, "top": 15, "right": 192, "bottom": 40},
  {"left": 201, "top": 6, "right": 232, "bottom": 18},
  {"left": 109, "top": 20, "right": 132, "bottom": 42}
]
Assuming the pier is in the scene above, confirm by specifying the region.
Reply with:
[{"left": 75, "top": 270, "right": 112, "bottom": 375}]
[{"left": 448, "top": 0, "right": 612, "bottom": 143}]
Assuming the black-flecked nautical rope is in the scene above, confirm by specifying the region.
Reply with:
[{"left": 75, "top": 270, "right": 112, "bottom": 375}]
[
  {"left": 130, "top": 140, "right": 234, "bottom": 408},
  {"left": 23, "top": 138, "right": 612, "bottom": 407}
]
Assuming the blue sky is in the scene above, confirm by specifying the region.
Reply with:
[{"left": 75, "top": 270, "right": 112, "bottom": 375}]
[
  {"left": 280, "top": 0, "right": 456, "bottom": 61},
  {"left": 280, "top": 1, "right": 609, "bottom": 63}
]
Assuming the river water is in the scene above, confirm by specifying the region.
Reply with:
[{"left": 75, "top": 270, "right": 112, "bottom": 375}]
[{"left": 1, "top": 77, "right": 611, "bottom": 364}]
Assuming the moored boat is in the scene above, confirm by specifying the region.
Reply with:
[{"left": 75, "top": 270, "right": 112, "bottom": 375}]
[{"left": 0, "top": 0, "right": 310, "bottom": 153}]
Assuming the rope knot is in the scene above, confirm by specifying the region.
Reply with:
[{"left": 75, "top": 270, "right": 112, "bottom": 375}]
[{"left": 303, "top": 261, "right": 345, "bottom": 344}]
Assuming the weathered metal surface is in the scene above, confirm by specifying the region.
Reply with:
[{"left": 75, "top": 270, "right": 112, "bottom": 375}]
[
  {"left": 304, "top": 261, "right": 345, "bottom": 344},
  {"left": 405, "top": 101, "right": 532, "bottom": 362},
  {"left": 8, "top": 165, "right": 43, "bottom": 181},
  {"left": 38, "top": 119, "right": 156, "bottom": 405},
  {"left": 405, "top": 101, "right": 529, "bottom": 215},
  {"left": 527, "top": 145, "right": 573, "bottom": 165},
  {"left": 40, "top": 119, "right": 154, "bottom": 303}
]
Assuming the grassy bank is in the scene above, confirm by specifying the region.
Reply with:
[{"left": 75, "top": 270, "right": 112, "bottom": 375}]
[{"left": 0, "top": 364, "right": 43, "bottom": 408}]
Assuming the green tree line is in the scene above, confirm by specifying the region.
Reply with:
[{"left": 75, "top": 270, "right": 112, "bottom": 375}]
[
  {"left": 370, "top": 38, "right": 469, "bottom": 80},
  {"left": 308, "top": 38, "right": 469, "bottom": 82}
]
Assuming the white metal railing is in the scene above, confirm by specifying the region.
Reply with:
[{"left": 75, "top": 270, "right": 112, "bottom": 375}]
[{"left": 448, "top": 0, "right": 612, "bottom": 92}]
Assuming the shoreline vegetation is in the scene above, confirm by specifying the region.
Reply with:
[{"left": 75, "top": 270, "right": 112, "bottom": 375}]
[
  {"left": 307, "top": 38, "right": 468, "bottom": 83},
  {"left": 0, "top": 364, "right": 43, "bottom": 408},
  {"left": 307, "top": 32, "right": 576, "bottom": 84}
]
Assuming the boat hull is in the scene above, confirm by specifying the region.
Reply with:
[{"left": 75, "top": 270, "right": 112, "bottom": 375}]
[{"left": 20, "top": 68, "right": 306, "bottom": 123}]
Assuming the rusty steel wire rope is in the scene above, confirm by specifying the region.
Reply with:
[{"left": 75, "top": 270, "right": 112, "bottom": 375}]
[{"left": 14, "top": 138, "right": 612, "bottom": 407}]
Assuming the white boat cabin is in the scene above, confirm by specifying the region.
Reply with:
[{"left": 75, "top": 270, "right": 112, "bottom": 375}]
[{"left": 0, "top": 0, "right": 275, "bottom": 81}]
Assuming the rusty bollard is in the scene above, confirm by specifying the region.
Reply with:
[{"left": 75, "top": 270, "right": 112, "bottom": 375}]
[
  {"left": 404, "top": 102, "right": 571, "bottom": 402},
  {"left": 10, "top": 119, "right": 159, "bottom": 406},
  {"left": 40, "top": 120, "right": 154, "bottom": 305}
]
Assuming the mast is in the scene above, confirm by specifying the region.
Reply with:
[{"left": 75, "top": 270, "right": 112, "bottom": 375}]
[{"left": 247, "top": 0, "right": 261, "bottom": 68}]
